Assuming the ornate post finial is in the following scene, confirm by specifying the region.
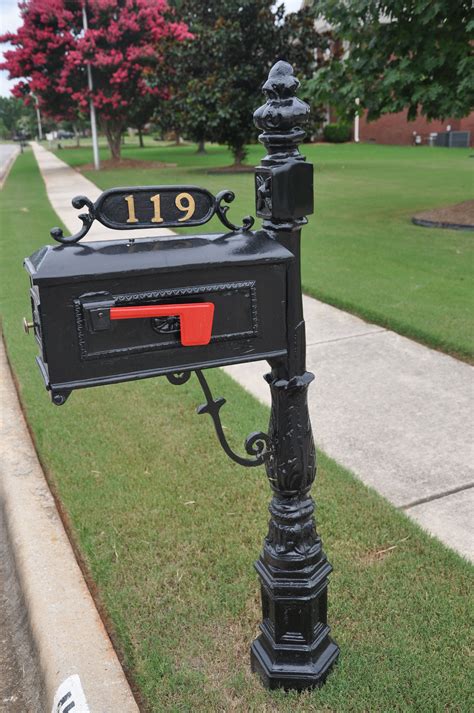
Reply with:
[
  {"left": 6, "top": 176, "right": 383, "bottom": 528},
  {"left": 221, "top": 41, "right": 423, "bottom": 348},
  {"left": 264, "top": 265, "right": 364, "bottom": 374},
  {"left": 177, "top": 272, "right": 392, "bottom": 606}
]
[
  {"left": 253, "top": 62, "right": 314, "bottom": 227},
  {"left": 254, "top": 61, "right": 310, "bottom": 164}
]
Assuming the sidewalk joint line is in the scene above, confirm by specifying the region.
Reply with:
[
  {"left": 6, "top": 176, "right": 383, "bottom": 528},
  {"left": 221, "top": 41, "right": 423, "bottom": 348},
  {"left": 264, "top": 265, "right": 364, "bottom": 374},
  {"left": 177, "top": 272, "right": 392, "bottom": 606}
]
[
  {"left": 400, "top": 482, "right": 474, "bottom": 510},
  {"left": 306, "top": 329, "right": 387, "bottom": 347}
]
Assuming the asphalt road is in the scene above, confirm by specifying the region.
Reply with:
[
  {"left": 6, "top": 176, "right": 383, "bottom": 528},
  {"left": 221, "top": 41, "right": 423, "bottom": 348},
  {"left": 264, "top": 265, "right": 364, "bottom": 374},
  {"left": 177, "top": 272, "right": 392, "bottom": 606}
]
[
  {"left": 1, "top": 143, "right": 42, "bottom": 711},
  {"left": 0, "top": 144, "right": 20, "bottom": 186},
  {"left": 0, "top": 514, "right": 41, "bottom": 712}
]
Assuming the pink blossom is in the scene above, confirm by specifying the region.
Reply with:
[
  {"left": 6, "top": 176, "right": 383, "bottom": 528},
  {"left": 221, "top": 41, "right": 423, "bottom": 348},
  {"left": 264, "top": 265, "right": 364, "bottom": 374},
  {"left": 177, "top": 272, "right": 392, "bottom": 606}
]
[{"left": 0, "top": 0, "right": 191, "bottom": 127}]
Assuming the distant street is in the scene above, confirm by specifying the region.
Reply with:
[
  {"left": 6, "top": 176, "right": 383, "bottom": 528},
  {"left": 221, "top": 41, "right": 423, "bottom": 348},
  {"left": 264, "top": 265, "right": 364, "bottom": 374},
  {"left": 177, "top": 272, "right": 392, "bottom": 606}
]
[{"left": 0, "top": 144, "right": 19, "bottom": 186}]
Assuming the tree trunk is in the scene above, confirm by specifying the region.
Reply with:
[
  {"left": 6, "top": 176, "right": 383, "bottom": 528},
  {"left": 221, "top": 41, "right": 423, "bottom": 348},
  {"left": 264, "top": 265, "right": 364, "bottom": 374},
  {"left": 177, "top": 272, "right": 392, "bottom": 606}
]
[
  {"left": 138, "top": 127, "right": 144, "bottom": 148},
  {"left": 232, "top": 144, "right": 247, "bottom": 166},
  {"left": 103, "top": 120, "right": 123, "bottom": 161},
  {"left": 73, "top": 123, "right": 80, "bottom": 148},
  {"left": 196, "top": 139, "right": 206, "bottom": 154},
  {"left": 174, "top": 130, "right": 181, "bottom": 146}
]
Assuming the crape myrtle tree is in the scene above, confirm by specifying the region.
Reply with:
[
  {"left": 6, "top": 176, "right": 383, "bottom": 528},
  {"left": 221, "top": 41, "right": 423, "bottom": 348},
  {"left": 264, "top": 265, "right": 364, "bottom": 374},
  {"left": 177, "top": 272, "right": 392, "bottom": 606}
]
[
  {"left": 305, "top": 0, "right": 474, "bottom": 122},
  {"left": 0, "top": 0, "right": 191, "bottom": 161},
  {"left": 163, "top": 0, "right": 325, "bottom": 165}
]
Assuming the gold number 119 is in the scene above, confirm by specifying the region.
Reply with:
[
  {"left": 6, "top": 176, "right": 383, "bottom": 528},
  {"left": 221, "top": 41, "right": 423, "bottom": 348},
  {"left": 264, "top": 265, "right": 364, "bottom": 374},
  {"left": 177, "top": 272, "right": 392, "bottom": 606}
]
[{"left": 124, "top": 192, "right": 196, "bottom": 224}]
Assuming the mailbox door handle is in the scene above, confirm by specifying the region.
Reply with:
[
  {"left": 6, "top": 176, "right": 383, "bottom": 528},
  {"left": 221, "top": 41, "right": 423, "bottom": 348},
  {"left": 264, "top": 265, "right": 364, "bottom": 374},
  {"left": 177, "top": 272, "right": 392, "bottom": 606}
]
[{"left": 109, "top": 302, "right": 214, "bottom": 347}]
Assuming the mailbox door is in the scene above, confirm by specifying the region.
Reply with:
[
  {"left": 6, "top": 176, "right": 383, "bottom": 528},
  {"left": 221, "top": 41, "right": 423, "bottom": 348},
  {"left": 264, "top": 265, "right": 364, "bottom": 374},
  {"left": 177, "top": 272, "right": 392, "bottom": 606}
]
[{"left": 35, "top": 261, "right": 288, "bottom": 392}]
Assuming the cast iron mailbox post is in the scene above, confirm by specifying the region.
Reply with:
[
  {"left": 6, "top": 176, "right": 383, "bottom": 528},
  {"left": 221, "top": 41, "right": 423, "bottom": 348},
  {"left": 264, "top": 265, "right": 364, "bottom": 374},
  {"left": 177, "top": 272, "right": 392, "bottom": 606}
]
[
  {"left": 250, "top": 61, "right": 339, "bottom": 689},
  {"left": 23, "top": 61, "right": 339, "bottom": 690}
]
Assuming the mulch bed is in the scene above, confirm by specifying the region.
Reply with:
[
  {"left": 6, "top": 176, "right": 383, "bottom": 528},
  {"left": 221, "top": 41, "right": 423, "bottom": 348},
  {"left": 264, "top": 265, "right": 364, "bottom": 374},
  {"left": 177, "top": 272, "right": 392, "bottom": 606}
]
[
  {"left": 412, "top": 200, "right": 474, "bottom": 231},
  {"left": 77, "top": 158, "right": 177, "bottom": 171}
]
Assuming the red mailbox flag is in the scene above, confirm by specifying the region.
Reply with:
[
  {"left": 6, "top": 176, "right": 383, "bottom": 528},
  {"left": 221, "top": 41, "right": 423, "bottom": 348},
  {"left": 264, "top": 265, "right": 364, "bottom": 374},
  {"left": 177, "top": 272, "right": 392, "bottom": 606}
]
[{"left": 109, "top": 302, "right": 214, "bottom": 347}]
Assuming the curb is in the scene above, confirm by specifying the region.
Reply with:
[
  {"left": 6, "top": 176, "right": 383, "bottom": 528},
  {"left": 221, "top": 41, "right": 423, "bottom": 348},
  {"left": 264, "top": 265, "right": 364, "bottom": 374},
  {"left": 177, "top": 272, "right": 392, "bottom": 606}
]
[
  {"left": 0, "top": 338, "right": 139, "bottom": 712},
  {"left": 411, "top": 216, "right": 474, "bottom": 231}
]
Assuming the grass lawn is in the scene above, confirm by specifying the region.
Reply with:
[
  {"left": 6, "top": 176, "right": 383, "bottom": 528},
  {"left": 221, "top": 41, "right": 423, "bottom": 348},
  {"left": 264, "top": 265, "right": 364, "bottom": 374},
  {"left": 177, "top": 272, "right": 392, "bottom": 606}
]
[
  {"left": 53, "top": 137, "right": 474, "bottom": 361},
  {"left": 1, "top": 149, "right": 473, "bottom": 711}
]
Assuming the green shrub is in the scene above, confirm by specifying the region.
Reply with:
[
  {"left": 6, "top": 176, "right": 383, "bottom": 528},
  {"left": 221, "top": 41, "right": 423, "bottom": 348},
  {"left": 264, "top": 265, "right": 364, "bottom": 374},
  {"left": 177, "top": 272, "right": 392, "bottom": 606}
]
[{"left": 323, "top": 122, "right": 351, "bottom": 143}]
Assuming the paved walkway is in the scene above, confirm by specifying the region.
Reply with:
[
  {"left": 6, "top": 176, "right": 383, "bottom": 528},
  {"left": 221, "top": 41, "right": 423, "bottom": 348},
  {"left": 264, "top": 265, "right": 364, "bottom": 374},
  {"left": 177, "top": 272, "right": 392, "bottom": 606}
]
[
  {"left": 31, "top": 141, "right": 174, "bottom": 241},
  {"left": 30, "top": 143, "right": 474, "bottom": 561}
]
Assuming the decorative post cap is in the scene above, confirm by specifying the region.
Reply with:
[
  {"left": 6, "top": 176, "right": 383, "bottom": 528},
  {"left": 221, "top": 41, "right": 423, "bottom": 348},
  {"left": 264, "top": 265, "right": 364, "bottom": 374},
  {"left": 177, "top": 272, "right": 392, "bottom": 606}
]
[
  {"left": 254, "top": 61, "right": 310, "bottom": 163},
  {"left": 253, "top": 61, "right": 313, "bottom": 225}
]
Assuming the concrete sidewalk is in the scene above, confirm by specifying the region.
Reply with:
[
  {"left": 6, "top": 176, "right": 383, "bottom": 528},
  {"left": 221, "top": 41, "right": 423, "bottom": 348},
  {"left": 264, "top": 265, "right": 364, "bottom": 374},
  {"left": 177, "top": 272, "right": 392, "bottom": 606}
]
[
  {"left": 31, "top": 142, "right": 474, "bottom": 562},
  {"left": 31, "top": 141, "right": 174, "bottom": 242}
]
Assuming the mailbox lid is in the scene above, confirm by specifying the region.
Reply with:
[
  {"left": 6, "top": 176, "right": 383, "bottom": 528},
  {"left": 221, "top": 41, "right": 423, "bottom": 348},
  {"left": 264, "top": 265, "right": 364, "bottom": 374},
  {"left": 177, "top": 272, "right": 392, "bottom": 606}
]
[{"left": 25, "top": 230, "right": 293, "bottom": 286}]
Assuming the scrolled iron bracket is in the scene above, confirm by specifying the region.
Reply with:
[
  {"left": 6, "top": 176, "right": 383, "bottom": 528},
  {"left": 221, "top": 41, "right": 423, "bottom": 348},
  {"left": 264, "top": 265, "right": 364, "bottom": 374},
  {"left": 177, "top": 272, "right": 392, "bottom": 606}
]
[
  {"left": 50, "top": 196, "right": 96, "bottom": 244},
  {"left": 195, "top": 370, "right": 271, "bottom": 467},
  {"left": 167, "top": 369, "right": 272, "bottom": 467},
  {"left": 215, "top": 190, "right": 255, "bottom": 232}
]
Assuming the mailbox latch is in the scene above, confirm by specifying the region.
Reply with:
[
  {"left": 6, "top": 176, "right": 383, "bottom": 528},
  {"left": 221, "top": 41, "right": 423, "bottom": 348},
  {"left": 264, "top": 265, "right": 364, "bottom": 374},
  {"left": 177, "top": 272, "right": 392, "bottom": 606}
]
[{"left": 82, "top": 295, "right": 115, "bottom": 332}]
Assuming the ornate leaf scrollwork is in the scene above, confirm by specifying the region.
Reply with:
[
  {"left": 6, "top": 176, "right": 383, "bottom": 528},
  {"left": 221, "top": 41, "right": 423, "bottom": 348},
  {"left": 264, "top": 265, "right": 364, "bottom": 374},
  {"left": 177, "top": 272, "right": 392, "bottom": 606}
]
[
  {"left": 215, "top": 190, "right": 255, "bottom": 232},
  {"left": 194, "top": 370, "right": 271, "bottom": 467},
  {"left": 255, "top": 174, "right": 272, "bottom": 215},
  {"left": 50, "top": 196, "right": 96, "bottom": 244}
]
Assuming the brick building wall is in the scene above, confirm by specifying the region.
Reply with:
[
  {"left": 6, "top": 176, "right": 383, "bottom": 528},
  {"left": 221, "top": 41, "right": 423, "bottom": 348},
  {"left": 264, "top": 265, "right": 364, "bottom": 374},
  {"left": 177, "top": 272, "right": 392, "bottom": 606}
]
[{"left": 358, "top": 110, "right": 474, "bottom": 146}]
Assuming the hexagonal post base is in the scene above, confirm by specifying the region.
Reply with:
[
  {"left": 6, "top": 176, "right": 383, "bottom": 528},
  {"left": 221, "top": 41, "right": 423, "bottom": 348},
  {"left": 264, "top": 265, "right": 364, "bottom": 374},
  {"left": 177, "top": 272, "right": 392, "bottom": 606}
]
[{"left": 250, "top": 494, "right": 339, "bottom": 691}]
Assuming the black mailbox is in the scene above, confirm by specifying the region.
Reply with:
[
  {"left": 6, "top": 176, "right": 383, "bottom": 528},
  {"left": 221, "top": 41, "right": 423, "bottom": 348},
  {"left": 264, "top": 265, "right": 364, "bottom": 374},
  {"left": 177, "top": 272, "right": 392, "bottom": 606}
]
[
  {"left": 24, "top": 61, "right": 339, "bottom": 693},
  {"left": 25, "top": 229, "right": 293, "bottom": 404}
]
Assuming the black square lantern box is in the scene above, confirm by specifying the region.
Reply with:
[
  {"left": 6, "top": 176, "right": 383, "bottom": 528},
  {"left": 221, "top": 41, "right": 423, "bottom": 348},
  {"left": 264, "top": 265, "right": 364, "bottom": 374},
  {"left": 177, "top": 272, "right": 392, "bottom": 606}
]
[
  {"left": 25, "top": 230, "right": 293, "bottom": 404},
  {"left": 256, "top": 161, "right": 313, "bottom": 222}
]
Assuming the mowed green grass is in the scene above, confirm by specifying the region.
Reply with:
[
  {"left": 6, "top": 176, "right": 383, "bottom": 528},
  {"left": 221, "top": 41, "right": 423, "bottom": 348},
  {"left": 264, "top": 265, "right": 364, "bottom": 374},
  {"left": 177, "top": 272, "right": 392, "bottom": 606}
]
[
  {"left": 54, "top": 138, "right": 474, "bottom": 360},
  {"left": 1, "top": 149, "right": 473, "bottom": 711}
]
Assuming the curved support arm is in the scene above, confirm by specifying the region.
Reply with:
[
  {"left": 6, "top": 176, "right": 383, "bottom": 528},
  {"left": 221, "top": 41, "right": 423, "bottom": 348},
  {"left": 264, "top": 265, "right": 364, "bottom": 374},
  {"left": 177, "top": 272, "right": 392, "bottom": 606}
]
[
  {"left": 50, "top": 196, "right": 96, "bottom": 244},
  {"left": 194, "top": 369, "right": 271, "bottom": 467},
  {"left": 166, "top": 370, "right": 271, "bottom": 466}
]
